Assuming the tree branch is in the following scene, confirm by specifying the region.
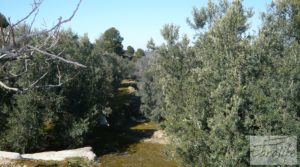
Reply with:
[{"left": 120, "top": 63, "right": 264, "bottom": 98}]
[
  {"left": 0, "top": 81, "right": 19, "bottom": 92},
  {"left": 12, "top": 0, "right": 42, "bottom": 27},
  {"left": 27, "top": 45, "right": 86, "bottom": 68},
  {"left": 0, "top": 0, "right": 84, "bottom": 92},
  {"left": 22, "top": 72, "right": 48, "bottom": 92}
]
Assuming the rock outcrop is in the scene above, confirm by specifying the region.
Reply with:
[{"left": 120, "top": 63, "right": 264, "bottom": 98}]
[
  {"left": 0, "top": 147, "right": 96, "bottom": 162},
  {"left": 0, "top": 151, "right": 22, "bottom": 160},
  {"left": 22, "top": 147, "right": 96, "bottom": 161}
]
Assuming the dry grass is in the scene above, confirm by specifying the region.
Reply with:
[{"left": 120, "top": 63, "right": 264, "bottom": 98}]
[
  {"left": 100, "top": 141, "right": 177, "bottom": 167},
  {"left": 121, "top": 79, "right": 136, "bottom": 85},
  {"left": 117, "top": 86, "right": 136, "bottom": 95},
  {"left": 99, "top": 122, "right": 177, "bottom": 167},
  {"left": 1, "top": 157, "right": 100, "bottom": 167}
]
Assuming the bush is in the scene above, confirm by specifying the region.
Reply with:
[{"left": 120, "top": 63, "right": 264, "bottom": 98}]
[{"left": 139, "top": 0, "right": 300, "bottom": 166}]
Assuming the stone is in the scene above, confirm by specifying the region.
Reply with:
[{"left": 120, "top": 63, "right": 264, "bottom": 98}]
[
  {"left": 0, "top": 151, "right": 22, "bottom": 160},
  {"left": 143, "top": 130, "right": 169, "bottom": 144},
  {"left": 21, "top": 147, "right": 96, "bottom": 161}
]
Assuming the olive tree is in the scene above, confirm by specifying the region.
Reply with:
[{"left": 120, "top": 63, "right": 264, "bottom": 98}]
[{"left": 0, "top": 0, "right": 84, "bottom": 93}]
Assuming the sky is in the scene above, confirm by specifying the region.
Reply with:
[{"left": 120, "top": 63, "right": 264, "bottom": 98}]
[{"left": 0, "top": 0, "right": 272, "bottom": 50}]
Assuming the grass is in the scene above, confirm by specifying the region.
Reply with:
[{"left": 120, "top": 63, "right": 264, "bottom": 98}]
[
  {"left": 100, "top": 142, "right": 178, "bottom": 167},
  {"left": 130, "top": 121, "right": 158, "bottom": 130},
  {"left": 89, "top": 121, "right": 178, "bottom": 167},
  {"left": 100, "top": 122, "right": 178, "bottom": 167}
]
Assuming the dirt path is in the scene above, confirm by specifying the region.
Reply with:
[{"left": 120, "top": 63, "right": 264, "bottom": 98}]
[
  {"left": 99, "top": 122, "right": 178, "bottom": 167},
  {"left": 142, "top": 130, "right": 169, "bottom": 144}
]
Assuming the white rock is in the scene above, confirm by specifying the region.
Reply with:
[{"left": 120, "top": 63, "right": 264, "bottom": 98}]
[
  {"left": 143, "top": 130, "right": 169, "bottom": 144},
  {"left": 21, "top": 147, "right": 96, "bottom": 161},
  {"left": 0, "top": 151, "right": 22, "bottom": 159}
]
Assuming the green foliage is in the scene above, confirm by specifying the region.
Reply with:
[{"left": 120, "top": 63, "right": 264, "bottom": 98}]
[
  {"left": 96, "top": 27, "right": 124, "bottom": 56},
  {"left": 270, "top": 0, "right": 300, "bottom": 42},
  {"left": 133, "top": 48, "right": 145, "bottom": 62},
  {"left": 160, "top": 24, "right": 180, "bottom": 45},
  {"left": 139, "top": 67, "right": 165, "bottom": 122},
  {"left": 2, "top": 1, "right": 300, "bottom": 166},
  {"left": 0, "top": 91, "right": 60, "bottom": 153},
  {"left": 146, "top": 38, "right": 157, "bottom": 51},
  {"left": 0, "top": 12, "right": 9, "bottom": 28},
  {"left": 0, "top": 90, "right": 12, "bottom": 134},
  {"left": 125, "top": 45, "right": 135, "bottom": 58},
  {"left": 0, "top": 27, "right": 132, "bottom": 152},
  {"left": 139, "top": 0, "right": 300, "bottom": 166}
]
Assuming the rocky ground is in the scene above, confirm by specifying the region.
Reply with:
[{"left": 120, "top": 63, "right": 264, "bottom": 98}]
[
  {"left": 0, "top": 147, "right": 99, "bottom": 167},
  {"left": 143, "top": 130, "right": 169, "bottom": 145}
]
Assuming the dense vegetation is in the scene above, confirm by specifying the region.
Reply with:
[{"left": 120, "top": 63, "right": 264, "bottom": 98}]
[
  {"left": 1, "top": 0, "right": 300, "bottom": 166},
  {"left": 139, "top": 0, "right": 300, "bottom": 166},
  {"left": 0, "top": 26, "right": 144, "bottom": 153}
]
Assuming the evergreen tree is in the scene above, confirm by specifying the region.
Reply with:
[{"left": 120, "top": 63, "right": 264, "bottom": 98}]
[
  {"left": 125, "top": 45, "right": 135, "bottom": 58},
  {"left": 146, "top": 38, "right": 157, "bottom": 51},
  {"left": 96, "top": 27, "right": 124, "bottom": 56}
]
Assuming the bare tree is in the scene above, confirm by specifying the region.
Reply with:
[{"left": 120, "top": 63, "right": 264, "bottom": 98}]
[{"left": 0, "top": 0, "right": 84, "bottom": 92}]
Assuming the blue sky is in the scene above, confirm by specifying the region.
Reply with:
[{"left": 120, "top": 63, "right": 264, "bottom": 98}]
[{"left": 1, "top": 0, "right": 271, "bottom": 49}]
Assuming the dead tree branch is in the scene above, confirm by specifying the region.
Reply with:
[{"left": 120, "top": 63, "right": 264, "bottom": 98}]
[
  {"left": 0, "top": 0, "right": 84, "bottom": 92},
  {"left": 12, "top": 0, "right": 42, "bottom": 27},
  {"left": 27, "top": 45, "right": 87, "bottom": 68},
  {"left": 0, "top": 81, "right": 19, "bottom": 91}
]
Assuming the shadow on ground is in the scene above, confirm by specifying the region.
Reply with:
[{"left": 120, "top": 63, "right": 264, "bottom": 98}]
[{"left": 86, "top": 121, "right": 156, "bottom": 156}]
